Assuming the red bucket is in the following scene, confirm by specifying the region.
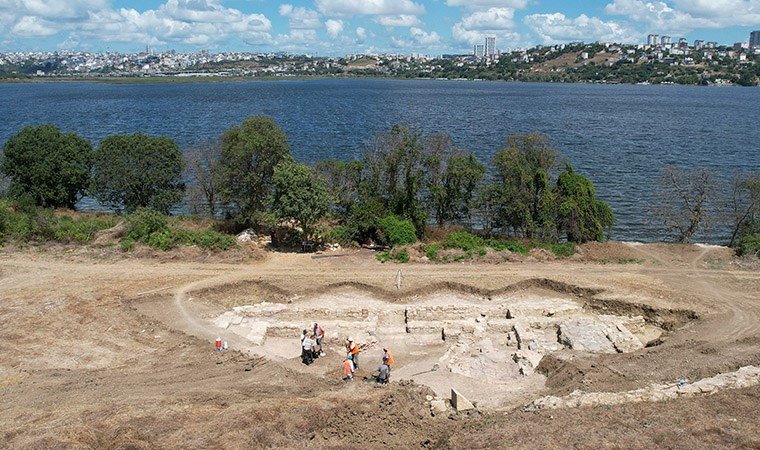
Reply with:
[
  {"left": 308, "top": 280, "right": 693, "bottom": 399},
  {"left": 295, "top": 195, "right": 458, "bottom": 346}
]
[{"left": 215, "top": 337, "right": 222, "bottom": 350}]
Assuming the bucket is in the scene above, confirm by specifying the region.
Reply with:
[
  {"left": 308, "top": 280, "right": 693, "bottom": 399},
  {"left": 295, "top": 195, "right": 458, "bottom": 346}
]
[
  {"left": 215, "top": 337, "right": 222, "bottom": 350},
  {"left": 222, "top": 340, "right": 228, "bottom": 350}
]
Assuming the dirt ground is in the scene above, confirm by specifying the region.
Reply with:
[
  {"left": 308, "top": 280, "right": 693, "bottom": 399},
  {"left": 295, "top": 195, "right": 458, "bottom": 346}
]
[{"left": 1, "top": 242, "right": 759, "bottom": 449}]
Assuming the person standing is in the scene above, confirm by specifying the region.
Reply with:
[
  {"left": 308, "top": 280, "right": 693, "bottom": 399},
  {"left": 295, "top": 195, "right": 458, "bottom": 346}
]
[
  {"left": 346, "top": 337, "right": 359, "bottom": 369},
  {"left": 301, "top": 331, "right": 314, "bottom": 365},
  {"left": 342, "top": 355, "right": 355, "bottom": 381},
  {"left": 313, "top": 323, "right": 325, "bottom": 356}
]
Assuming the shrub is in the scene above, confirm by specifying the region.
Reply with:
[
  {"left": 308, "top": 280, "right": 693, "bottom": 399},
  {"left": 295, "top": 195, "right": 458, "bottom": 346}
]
[
  {"left": 378, "top": 215, "right": 417, "bottom": 247},
  {"left": 536, "top": 241, "right": 576, "bottom": 258},
  {"left": 443, "top": 231, "right": 484, "bottom": 251},
  {"left": 319, "top": 224, "right": 354, "bottom": 246},
  {"left": 376, "top": 247, "right": 410, "bottom": 264},
  {"left": 737, "top": 233, "right": 760, "bottom": 257},
  {"left": 125, "top": 208, "right": 169, "bottom": 242},
  {"left": 424, "top": 242, "right": 443, "bottom": 261},
  {"left": 487, "top": 238, "right": 528, "bottom": 255}
]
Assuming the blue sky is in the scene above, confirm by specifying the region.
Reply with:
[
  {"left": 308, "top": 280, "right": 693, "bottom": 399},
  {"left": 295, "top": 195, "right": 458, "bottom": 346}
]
[{"left": 1, "top": 0, "right": 758, "bottom": 54}]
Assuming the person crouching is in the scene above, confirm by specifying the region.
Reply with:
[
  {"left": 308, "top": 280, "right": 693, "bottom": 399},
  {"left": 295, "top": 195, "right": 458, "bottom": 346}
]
[{"left": 342, "top": 355, "right": 355, "bottom": 381}]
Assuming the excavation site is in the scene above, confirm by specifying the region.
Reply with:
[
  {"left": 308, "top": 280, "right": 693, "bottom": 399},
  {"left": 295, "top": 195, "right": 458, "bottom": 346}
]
[{"left": 200, "top": 281, "right": 672, "bottom": 409}]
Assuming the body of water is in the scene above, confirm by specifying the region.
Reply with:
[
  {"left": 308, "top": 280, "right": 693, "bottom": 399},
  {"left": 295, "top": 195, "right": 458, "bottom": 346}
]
[{"left": 1, "top": 79, "right": 758, "bottom": 242}]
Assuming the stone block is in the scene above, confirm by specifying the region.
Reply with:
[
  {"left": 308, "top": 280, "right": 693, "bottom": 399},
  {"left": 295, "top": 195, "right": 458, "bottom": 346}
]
[
  {"left": 451, "top": 388, "right": 475, "bottom": 412},
  {"left": 558, "top": 320, "right": 617, "bottom": 353},
  {"left": 430, "top": 399, "right": 447, "bottom": 414}
]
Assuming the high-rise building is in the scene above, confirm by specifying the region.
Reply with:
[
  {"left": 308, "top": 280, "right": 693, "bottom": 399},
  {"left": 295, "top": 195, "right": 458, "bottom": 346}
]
[
  {"left": 474, "top": 44, "right": 484, "bottom": 58},
  {"left": 661, "top": 35, "right": 671, "bottom": 45},
  {"left": 751, "top": 31, "right": 760, "bottom": 48},
  {"left": 485, "top": 36, "right": 496, "bottom": 57},
  {"left": 647, "top": 34, "right": 659, "bottom": 46},
  {"left": 694, "top": 40, "right": 704, "bottom": 50}
]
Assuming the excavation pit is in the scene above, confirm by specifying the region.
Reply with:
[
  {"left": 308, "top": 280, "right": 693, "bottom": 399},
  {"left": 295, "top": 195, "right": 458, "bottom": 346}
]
[{"left": 205, "top": 285, "right": 668, "bottom": 409}]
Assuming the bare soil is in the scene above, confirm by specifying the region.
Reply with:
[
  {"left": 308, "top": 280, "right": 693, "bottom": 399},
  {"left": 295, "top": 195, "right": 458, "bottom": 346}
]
[{"left": 1, "top": 242, "right": 759, "bottom": 449}]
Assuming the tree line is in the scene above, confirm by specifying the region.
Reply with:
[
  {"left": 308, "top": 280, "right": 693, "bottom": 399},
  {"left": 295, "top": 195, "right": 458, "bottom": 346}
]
[{"left": 1, "top": 118, "right": 757, "bottom": 254}]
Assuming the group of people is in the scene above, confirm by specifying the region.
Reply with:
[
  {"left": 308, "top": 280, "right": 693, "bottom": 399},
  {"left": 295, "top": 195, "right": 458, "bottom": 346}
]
[
  {"left": 342, "top": 341, "right": 394, "bottom": 385},
  {"left": 300, "top": 326, "right": 395, "bottom": 384},
  {"left": 300, "top": 322, "right": 325, "bottom": 365}
]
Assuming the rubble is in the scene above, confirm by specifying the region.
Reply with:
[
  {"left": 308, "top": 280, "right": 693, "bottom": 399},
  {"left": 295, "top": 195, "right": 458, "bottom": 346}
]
[{"left": 525, "top": 366, "right": 760, "bottom": 411}]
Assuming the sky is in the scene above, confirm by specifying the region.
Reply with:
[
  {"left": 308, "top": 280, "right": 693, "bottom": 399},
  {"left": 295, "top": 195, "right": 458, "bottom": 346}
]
[{"left": 1, "top": 0, "right": 758, "bottom": 55}]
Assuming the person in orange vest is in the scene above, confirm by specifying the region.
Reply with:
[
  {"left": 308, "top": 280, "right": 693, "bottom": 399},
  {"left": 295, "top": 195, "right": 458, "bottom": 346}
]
[
  {"left": 342, "top": 355, "right": 355, "bottom": 381},
  {"left": 346, "top": 337, "right": 359, "bottom": 369},
  {"left": 382, "top": 347, "right": 394, "bottom": 367}
]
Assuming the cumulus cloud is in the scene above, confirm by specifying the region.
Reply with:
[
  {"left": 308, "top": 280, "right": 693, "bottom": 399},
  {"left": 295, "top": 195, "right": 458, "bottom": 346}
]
[
  {"left": 325, "top": 18, "right": 344, "bottom": 37},
  {"left": 356, "top": 26, "right": 367, "bottom": 42},
  {"left": 452, "top": 7, "right": 522, "bottom": 47},
  {"left": 315, "top": 0, "right": 425, "bottom": 16},
  {"left": 410, "top": 27, "right": 441, "bottom": 46},
  {"left": 279, "top": 4, "right": 322, "bottom": 30},
  {"left": 374, "top": 14, "right": 422, "bottom": 27},
  {"left": 605, "top": 0, "right": 760, "bottom": 33},
  {"left": 525, "top": 13, "right": 638, "bottom": 44},
  {"left": 446, "top": 0, "right": 528, "bottom": 10},
  {"left": 2, "top": 0, "right": 273, "bottom": 46},
  {"left": 11, "top": 15, "right": 58, "bottom": 37}
]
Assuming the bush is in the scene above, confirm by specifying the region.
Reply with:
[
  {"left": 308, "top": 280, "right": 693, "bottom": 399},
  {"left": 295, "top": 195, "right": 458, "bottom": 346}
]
[
  {"left": 486, "top": 238, "right": 528, "bottom": 255},
  {"left": 737, "top": 233, "right": 760, "bottom": 257},
  {"left": 424, "top": 242, "right": 443, "bottom": 261},
  {"left": 443, "top": 231, "right": 484, "bottom": 251},
  {"left": 378, "top": 215, "right": 417, "bottom": 247},
  {"left": 123, "top": 208, "right": 236, "bottom": 251},
  {"left": 535, "top": 241, "right": 576, "bottom": 258},
  {"left": 125, "top": 208, "right": 169, "bottom": 242},
  {"left": 0, "top": 200, "right": 115, "bottom": 244},
  {"left": 319, "top": 224, "right": 354, "bottom": 246},
  {"left": 376, "top": 247, "right": 410, "bottom": 264}
]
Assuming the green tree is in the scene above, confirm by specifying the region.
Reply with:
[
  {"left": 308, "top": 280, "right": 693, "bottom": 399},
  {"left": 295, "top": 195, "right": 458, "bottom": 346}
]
[
  {"left": 91, "top": 134, "right": 185, "bottom": 214},
  {"left": 555, "top": 164, "right": 615, "bottom": 243},
  {"left": 315, "top": 158, "right": 363, "bottom": 220},
  {"left": 491, "top": 133, "right": 559, "bottom": 239},
  {"left": 361, "top": 125, "right": 427, "bottom": 235},
  {"left": 216, "top": 116, "right": 292, "bottom": 223},
  {"left": 270, "top": 160, "right": 330, "bottom": 240},
  {"left": 424, "top": 133, "right": 485, "bottom": 227},
  {"left": 1, "top": 124, "right": 92, "bottom": 208}
]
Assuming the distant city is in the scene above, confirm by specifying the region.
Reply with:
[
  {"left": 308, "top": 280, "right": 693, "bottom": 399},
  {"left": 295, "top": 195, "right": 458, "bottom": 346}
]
[{"left": 1, "top": 31, "right": 758, "bottom": 86}]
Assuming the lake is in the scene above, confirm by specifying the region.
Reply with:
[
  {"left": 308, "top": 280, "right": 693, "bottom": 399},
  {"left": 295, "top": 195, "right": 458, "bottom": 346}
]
[{"left": 1, "top": 79, "right": 758, "bottom": 242}]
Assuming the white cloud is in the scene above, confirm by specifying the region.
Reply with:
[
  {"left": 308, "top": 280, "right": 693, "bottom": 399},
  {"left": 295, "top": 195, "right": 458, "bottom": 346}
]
[
  {"left": 452, "top": 7, "right": 522, "bottom": 47},
  {"left": 315, "top": 0, "right": 425, "bottom": 16},
  {"left": 278, "top": 4, "right": 322, "bottom": 30},
  {"left": 356, "top": 26, "right": 367, "bottom": 42},
  {"left": 11, "top": 15, "right": 58, "bottom": 37},
  {"left": 325, "top": 18, "right": 344, "bottom": 37},
  {"left": 605, "top": 0, "right": 760, "bottom": 33},
  {"left": 525, "top": 13, "right": 638, "bottom": 44},
  {"left": 446, "top": 0, "right": 528, "bottom": 10},
  {"left": 2, "top": 0, "right": 274, "bottom": 47},
  {"left": 410, "top": 27, "right": 441, "bottom": 46},
  {"left": 374, "top": 14, "right": 422, "bottom": 27}
]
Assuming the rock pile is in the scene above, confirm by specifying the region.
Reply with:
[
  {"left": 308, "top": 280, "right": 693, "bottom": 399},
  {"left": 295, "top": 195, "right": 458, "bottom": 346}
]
[{"left": 524, "top": 365, "right": 760, "bottom": 411}]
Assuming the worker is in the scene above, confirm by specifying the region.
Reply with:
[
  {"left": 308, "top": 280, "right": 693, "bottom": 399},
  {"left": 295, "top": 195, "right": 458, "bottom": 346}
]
[
  {"left": 376, "top": 362, "right": 390, "bottom": 384},
  {"left": 342, "top": 355, "right": 355, "bottom": 381},
  {"left": 382, "top": 347, "right": 394, "bottom": 367},
  {"left": 313, "top": 323, "right": 325, "bottom": 356},
  {"left": 301, "top": 331, "right": 314, "bottom": 365},
  {"left": 346, "top": 337, "right": 359, "bottom": 369}
]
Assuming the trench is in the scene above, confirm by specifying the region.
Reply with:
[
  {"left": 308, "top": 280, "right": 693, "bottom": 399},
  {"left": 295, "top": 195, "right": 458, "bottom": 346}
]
[{"left": 191, "top": 279, "right": 696, "bottom": 409}]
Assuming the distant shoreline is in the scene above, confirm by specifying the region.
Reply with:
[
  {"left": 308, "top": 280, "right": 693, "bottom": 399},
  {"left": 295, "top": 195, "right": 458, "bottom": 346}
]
[{"left": 0, "top": 75, "right": 752, "bottom": 87}]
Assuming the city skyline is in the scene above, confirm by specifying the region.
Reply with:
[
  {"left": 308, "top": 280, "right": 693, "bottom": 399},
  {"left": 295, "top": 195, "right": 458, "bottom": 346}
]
[{"left": 0, "top": 1, "right": 758, "bottom": 55}]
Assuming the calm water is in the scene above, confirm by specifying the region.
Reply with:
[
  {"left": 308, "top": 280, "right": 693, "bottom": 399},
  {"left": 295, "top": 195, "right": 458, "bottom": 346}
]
[{"left": 1, "top": 79, "right": 758, "bottom": 242}]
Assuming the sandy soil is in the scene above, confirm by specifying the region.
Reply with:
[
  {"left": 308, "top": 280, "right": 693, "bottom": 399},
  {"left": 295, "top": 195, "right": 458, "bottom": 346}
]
[{"left": 0, "top": 243, "right": 758, "bottom": 449}]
